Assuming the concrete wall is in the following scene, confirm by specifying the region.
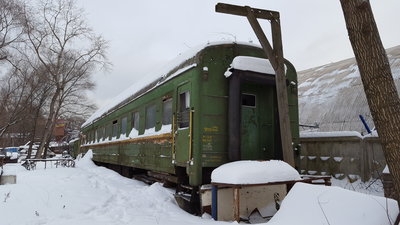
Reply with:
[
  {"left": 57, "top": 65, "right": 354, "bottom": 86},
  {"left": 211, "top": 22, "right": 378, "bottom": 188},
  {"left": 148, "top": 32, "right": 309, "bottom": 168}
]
[{"left": 300, "top": 133, "right": 386, "bottom": 182}]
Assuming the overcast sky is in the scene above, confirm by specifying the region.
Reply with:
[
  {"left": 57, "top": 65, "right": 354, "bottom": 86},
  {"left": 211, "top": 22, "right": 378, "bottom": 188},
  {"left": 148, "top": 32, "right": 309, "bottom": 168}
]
[{"left": 76, "top": 0, "right": 400, "bottom": 110}]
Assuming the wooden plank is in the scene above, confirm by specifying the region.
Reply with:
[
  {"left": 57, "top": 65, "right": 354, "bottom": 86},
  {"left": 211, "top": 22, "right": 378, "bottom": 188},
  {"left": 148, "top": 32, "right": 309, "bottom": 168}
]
[
  {"left": 233, "top": 187, "right": 240, "bottom": 222},
  {"left": 244, "top": 7, "right": 295, "bottom": 167},
  {"left": 215, "top": 3, "right": 279, "bottom": 20},
  {"left": 245, "top": 8, "right": 277, "bottom": 68},
  {"left": 270, "top": 19, "right": 295, "bottom": 167}
]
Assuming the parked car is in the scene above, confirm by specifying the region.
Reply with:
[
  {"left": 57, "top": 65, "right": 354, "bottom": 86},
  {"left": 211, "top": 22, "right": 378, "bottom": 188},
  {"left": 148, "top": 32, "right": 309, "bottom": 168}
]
[
  {"left": 19, "top": 141, "right": 40, "bottom": 154},
  {"left": 1, "top": 147, "right": 20, "bottom": 163}
]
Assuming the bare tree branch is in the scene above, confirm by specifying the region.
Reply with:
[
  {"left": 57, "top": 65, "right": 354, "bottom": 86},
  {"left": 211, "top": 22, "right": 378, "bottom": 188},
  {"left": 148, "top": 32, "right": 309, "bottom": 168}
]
[{"left": 18, "top": 0, "right": 110, "bottom": 158}]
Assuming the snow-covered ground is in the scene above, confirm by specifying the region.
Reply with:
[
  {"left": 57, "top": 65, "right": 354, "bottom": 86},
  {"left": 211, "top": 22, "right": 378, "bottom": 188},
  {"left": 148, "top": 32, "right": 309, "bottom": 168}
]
[
  {"left": 0, "top": 154, "right": 226, "bottom": 225},
  {"left": 267, "top": 182, "right": 397, "bottom": 225},
  {"left": 0, "top": 153, "right": 397, "bottom": 225}
]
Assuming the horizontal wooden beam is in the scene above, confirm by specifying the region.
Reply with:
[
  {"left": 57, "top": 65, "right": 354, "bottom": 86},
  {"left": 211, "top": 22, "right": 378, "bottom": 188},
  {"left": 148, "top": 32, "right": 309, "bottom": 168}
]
[{"left": 215, "top": 3, "right": 279, "bottom": 20}]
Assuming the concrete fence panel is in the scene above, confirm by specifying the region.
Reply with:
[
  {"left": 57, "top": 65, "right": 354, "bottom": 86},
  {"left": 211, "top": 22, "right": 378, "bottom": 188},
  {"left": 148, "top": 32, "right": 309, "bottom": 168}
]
[{"left": 300, "top": 132, "right": 386, "bottom": 182}]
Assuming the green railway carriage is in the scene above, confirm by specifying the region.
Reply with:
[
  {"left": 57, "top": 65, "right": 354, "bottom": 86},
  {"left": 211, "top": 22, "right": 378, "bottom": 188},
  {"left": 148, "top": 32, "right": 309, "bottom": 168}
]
[
  {"left": 79, "top": 42, "right": 300, "bottom": 208},
  {"left": 69, "top": 138, "right": 80, "bottom": 158}
]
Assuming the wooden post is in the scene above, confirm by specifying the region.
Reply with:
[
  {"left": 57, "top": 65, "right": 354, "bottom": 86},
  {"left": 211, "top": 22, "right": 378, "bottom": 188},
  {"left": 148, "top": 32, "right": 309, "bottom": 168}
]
[
  {"left": 233, "top": 187, "right": 240, "bottom": 222},
  {"left": 270, "top": 18, "right": 295, "bottom": 167},
  {"left": 211, "top": 185, "right": 218, "bottom": 220},
  {"left": 216, "top": 3, "right": 295, "bottom": 166}
]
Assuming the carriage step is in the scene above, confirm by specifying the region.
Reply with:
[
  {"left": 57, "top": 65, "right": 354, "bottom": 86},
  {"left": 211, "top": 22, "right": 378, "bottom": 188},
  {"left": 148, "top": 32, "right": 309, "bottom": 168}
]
[
  {"left": 174, "top": 192, "right": 196, "bottom": 214},
  {"left": 132, "top": 174, "right": 158, "bottom": 185},
  {"left": 147, "top": 171, "right": 178, "bottom": 184}
]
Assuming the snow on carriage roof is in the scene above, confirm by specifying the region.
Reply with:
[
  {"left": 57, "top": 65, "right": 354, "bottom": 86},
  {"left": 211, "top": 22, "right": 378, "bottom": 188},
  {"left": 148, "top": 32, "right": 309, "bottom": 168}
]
[
  {"left": 224, "top": 56, "right": 275, "bottom": 77},
  {"left": 211, "top": 160, "right": 301, "bottom": 184},
  {"left": 82, "top": 41, "right": 262, "bottom": 128}
]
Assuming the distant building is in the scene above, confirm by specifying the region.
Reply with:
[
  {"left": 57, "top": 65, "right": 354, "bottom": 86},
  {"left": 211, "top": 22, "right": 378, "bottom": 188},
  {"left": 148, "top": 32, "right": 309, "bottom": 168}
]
[
  {"left": 54, "top": 119, "right": 66, "bottom": 142},
  {"left": 53, "top": 117, "right": 85, "bottom": 143},
  {"left": 298, "top": 45, "right": 400, "bottom": 134}
]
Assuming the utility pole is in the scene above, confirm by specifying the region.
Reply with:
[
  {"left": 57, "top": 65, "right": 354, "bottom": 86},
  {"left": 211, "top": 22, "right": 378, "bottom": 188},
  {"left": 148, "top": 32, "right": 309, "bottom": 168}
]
[{"left": 216, "top": 3, "right": 295, "bottom": 166}]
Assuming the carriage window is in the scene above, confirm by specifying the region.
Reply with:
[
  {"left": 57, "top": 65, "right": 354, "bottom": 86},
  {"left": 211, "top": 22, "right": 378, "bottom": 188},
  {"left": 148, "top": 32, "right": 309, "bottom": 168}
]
[
  {"left": 84, "top": 132, "right": 88, "bottom": 144},
  {"left": 146, "top": 104, "right": 156, "bottom": 129},
  {"left": 181, "top": 91, "right": 190, "bottom": 110},
  {"left": 163, "top": 98, "right": 172, "bottom": 125},
  {"left": 112, "top": 120, "right": 118, "bottom": 137},
  {"left": 106, "top": 123, "right": 112, "bottom": 139},
  {"left": 97, "top": 127, "right": 101, "bottom": 141},
  {"left": 95, "top": 129, "right": 98, "bottom": 141},
  {"left": 96, "top": 127, "right": 104, "bottom": 141},
  {"left": 90, "top": 130, "right": 93, "bottom": 142},
  {"left": 132, "top": 111, "right": 140, "bottom": 131},
  {"left": 179, "top": 91, "right": 190, "bottom": 128},
  {"left": 121, "top": 116, "right": 128, "bottom": 136},
  {"left": 102, "top": 126, "right": 106, "bottom": 140},
  {"left": 242, "top": 94, "right": 256, "bottom": 107}
]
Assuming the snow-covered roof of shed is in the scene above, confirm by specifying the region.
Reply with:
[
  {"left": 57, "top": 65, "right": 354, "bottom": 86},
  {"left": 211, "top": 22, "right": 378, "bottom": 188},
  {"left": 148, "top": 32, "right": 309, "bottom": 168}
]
[
  {"left": 82, "top": 41, "right": 262, "bottom": 128},
  {"left": 224, "top": 56, "right": 275, "bottom": 77},
  {"left": 298, "top": 45, "right": 400, "bottom": 133},
  {"left": 211, "top": 160, "right": 301, "bottom": 184}
]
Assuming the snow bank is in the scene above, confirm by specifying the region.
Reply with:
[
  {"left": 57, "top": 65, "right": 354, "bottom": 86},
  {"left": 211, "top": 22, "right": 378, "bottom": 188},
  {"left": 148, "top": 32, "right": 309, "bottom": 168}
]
[
  {"left": 224, "top": 56, "right": 275, "bottom": 77},
  {"left": 1, "top": 163, "right": 23, "bottom": 176},
  {"left": 0, "top": 155, "right": 228, "bottom": 225},
  {"left": 75, "top": 149, "right": 97, "bottom": 168},
  {"left": 211, "top": 160, "right": 301, "bottom": 184},
  {"left": 268, "top": 182, "right": 398, "bottom": 225}
]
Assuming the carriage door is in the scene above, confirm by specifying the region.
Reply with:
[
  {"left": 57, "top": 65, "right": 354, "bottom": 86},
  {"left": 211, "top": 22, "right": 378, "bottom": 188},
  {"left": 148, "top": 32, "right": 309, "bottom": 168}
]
[
  {"left": 174, "top": 82, "right": 192, "bottom": 166},
  {"left": 240, "top": 83, "right": 273, "bottom": 160}
]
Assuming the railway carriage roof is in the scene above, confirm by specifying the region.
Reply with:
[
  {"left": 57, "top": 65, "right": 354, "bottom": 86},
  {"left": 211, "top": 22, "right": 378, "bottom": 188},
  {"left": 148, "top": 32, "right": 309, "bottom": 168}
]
[{"left": 82, "top": 41, "right": 262, "bottom": 128}]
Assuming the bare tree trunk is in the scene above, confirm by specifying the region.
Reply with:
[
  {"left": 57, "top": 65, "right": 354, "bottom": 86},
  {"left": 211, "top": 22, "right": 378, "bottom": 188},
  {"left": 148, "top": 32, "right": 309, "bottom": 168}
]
[
  {"left": 340, "top": 0, "right": 400, "bottom": 204},
  {"left": 27, "top": 105, "right": 42, "bottom": 159},
  {"left": 35, "top": 89, "right": 61, "bottom": 158}
]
